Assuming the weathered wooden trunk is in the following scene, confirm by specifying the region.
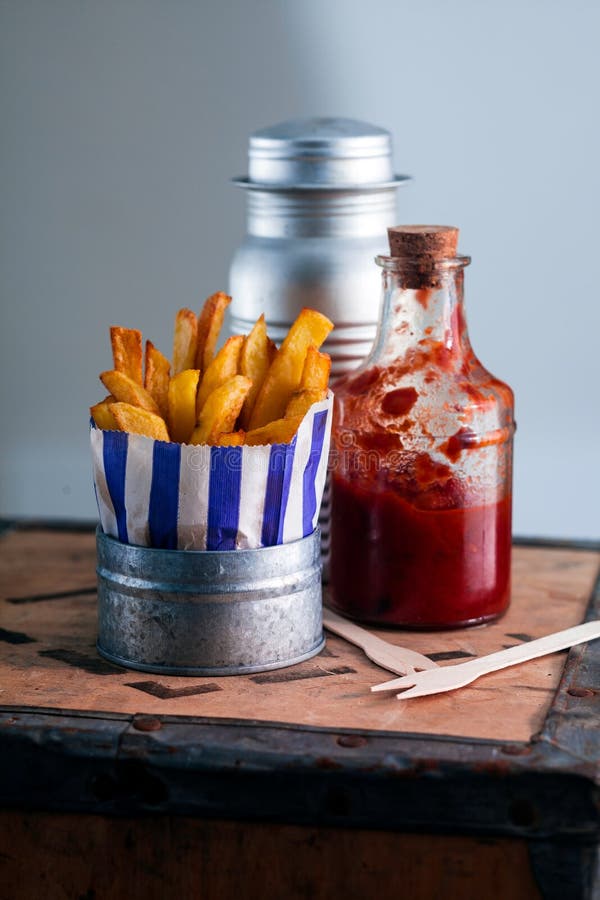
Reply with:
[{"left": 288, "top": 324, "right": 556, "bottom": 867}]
[{"left": 0, "top": 523, "right": 598, "bottom": 899}]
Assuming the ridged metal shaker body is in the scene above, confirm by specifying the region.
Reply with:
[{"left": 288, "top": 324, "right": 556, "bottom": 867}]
[{"left": 229, "top": 118, "right": 410, "bottom": 376}]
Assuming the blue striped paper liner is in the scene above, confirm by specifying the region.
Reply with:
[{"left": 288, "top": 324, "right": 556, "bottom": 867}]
[
  {"left": 102, "top": 430, "right": 129, "bottom": 544},
  {"left": 148, "top": 440, "right": 181, "bottom": 549},
  {"left": 90, "top": 391, "right": 333, "bottom": 550},
  {"left": 302, "top": 409, "right": 329, "bottom": 538},
  {"left": 207, "top": 445, "right": 243, "bottom": 550}
]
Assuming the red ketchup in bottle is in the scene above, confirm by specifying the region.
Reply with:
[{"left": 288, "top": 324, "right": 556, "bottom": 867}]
[{"left": 329, "top": 226, "right": 515, "bottom": 628}]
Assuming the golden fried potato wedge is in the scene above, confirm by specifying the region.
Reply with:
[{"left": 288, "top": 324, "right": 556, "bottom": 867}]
[
  {"left": 238, "top": 314, "right": 272, "bottom": 430},
  {"left": 189, "top": 376, "right": 251, "bottom": 445},
  {"left": 168, "top": 369, "right": 201, "bottom": 443},
  {"left": 301, "top": 345, "right": 331, "bottom": 392},
  {"left": 284, "top": 389, "right": 327, "bottom": 420},
  {"left": 111, "top": 403, "right": 170, "bottom": 441},
  {"left": 100, "top": 370, "right": 160, "bottom": 414},
  {"left": 266, "top": 337, "right": 278, "bottom": 363},
  {"left": 110, "top": 326, "right": 143, "bottom": 384},
  {"left": 90, "top": 396, "right": 118, "bottom": 431},
  {"left": 245, "top": 416, "right": 303, "bottom": 446},
  {"left": 196, "top": 335, "right": 244, "bottom": 414},
  {"left": 172, "top": 308, "right": 198, "bottom": 374},
  {"left": 214, "top": 430, "right": 245, "bottom": 446},
  {"left": 248, "top": 308, "right": 333, "bottom": 428},
  {"left": 144, "top": 340, "right": 170, "bottom": 419},
  {"left": 195, "top": 291, "right": 231, "bottom": 371}
]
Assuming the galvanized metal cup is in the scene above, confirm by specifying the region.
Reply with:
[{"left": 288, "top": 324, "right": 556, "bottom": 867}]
[{"left": 96, "top": 527, "right": 324, "bottom": 676}]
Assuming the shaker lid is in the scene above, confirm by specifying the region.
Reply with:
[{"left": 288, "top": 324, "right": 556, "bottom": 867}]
[{"left": 232, "top": 117, "right": 411, "bottom": 191}]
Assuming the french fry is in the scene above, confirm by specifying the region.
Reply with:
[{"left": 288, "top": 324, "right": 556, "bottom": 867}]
[
  {"left": 90, "top": 396, "right": 118, "bottom": 431},
  {"left": 144, "top": 340, "right": 170, "bottom": 419},
  {"left": 239, "top": 314, "right": 271, "bottom": 430},
  {"left": 111, "top": 402, "right": 170, "bottom": 442},
  {"left": 245, "top": 416, "right": 303, "bottom": 446},
  {"left": 196, "top": 335, "right": 244, "bottom": 415},
  {"left": 172, "top": 308, "right": 198, "bottom": 374},
  {"left": 284, "top": 389, "right": 326, "bottom": 420},
  {"left": 215, "top": 430, "right": 245, "bottom": 446},
  {"left": 301, "top": 346, "right": 331, "bottom": 392},
  {"left": 189, "top": 376, "right": 251, "bottom": 445},
  {"left": 267, "top": 337, "right": 278, "bottom": 362},
  {"left": 168, "top": 369, "right": 201, "bottom": 443},
  {"left": 248, "top": 308, "right": 333, "bottom": 429},
  {"left": 195, "top": 291, "right": 231, "bottom": 371},
  {"left": 97, "top": 303, "right": 332, "bottom": 451},
  {"left": 100, "top": 370, "right": 160, "bottom": 414},
  {"left": 110, "top": 326, "right": 143, "bottom": 384}
]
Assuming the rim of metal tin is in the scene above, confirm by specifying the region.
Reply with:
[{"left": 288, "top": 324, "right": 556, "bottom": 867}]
[
  {"left": 96, "top": 639, "right": 326, "bottom": 677},
  {"left": 97, "top": 525, "right": 320, "bottom": 556},
  {"left": 96, "top": 527, "right": 324, "bottom": 597},
  {"left": 96, "top": 526, "right": 321, "bottom": 576}
]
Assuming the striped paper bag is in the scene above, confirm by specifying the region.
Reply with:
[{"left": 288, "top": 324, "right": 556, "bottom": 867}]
[{"left": 91, "top": 393, "right": 333, "bottom": 550}]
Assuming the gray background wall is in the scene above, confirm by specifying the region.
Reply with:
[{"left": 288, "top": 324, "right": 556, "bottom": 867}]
[{"left": 1, "top": 0, "right": 598, "bottom": 538}]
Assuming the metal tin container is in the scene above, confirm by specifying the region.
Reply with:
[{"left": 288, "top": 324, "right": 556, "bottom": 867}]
[
  {"left": 96, "top": 528, "right": 324, "bottom": 676},
  {"left": 229, "top": 117, "right": 411, "bottom": 378}
]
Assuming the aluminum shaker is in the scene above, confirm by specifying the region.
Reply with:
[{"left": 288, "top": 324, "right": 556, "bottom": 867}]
[{"left": 229, "top": 117, "right": 411, "bottom": 377}]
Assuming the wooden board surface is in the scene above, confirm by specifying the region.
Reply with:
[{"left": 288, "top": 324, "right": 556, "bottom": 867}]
[{"left": 0, "top": 529, "right": 598, "bottom": 742}]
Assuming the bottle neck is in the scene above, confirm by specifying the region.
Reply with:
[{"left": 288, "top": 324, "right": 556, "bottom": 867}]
[
  {"left": 367, "top": 256, "right": 473, "bottom": 369},
  {"left": 245, "top": 188, "right": 398, "bottom": 239}
]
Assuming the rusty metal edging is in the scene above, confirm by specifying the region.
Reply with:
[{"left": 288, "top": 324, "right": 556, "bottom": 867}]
[
  {"left": 537, "top": 560, "right": 600, "bottom": 771},
  {"left": 0, "top": 705, "right": 598, "bottom": 838}
]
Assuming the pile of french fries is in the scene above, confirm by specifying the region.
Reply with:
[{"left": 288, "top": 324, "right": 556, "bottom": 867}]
[{"left": 91, "top": 293, "right": 333, "bottom": 446}]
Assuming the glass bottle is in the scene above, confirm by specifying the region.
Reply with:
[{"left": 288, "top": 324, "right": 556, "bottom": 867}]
[{"left": 328, "top": 226, "right": 515, "bottom": 628}]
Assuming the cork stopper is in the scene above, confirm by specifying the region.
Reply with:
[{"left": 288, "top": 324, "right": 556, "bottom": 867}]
[
  {"left": 386, "top": 225, "right": 459, "bottom": 288},
  {"left": 387, "top": 225, "right": 459, "bottom": 259}
]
